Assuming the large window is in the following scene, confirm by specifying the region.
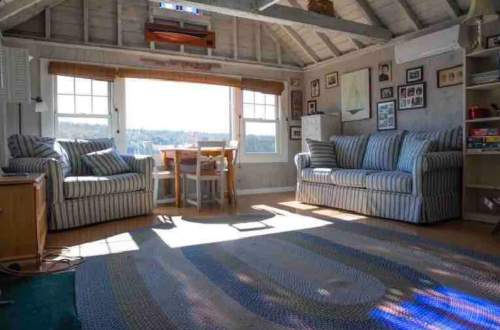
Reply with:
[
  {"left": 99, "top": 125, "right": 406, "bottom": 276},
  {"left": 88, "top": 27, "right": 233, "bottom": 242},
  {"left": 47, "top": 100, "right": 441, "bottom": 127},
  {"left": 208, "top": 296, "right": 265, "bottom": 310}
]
[{"left": 55, "top": 76, "right": 112, "bottom": 139}]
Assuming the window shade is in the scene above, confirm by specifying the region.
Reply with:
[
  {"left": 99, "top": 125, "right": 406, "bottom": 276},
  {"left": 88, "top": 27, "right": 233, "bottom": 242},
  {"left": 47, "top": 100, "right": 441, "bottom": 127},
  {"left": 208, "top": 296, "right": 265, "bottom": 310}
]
[
  {"left": 241, "top": 78, "right": 284, "bottom": 95},
  {"left": 49, "top": 62, "right": 116, "bottom": 82}
]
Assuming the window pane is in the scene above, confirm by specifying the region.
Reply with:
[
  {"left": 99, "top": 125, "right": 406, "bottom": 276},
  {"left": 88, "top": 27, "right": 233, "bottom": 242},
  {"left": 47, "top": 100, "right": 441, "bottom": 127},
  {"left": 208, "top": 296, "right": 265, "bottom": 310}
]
[
  {"left": 57, "top": 76, "right": 74, "bottom": 94},
  {"left": 266, "top": 106, "right": 276, "bottom": 120},
  {"left": 93, "top": 80, "right": 108, "bottom": 96},
  {"left": 93, "top": 96, "right": 109, "bottom": 115},
  {"left": 75, "top": 78, "right": 92, "bottom": 95},
  {"left": 76, "top": 96, "right": 92, "bottom": 114},
  {"left": 245, "top": 122, "right": 276, "bottom": 153},
  {"left": 255, "top": 105, "right": 265, "bottom": 119},
  {"left": 57, "top": 117, "right": 109, "bottom": 139},
  {"left": 243, "top": 104, "right": 254, "bottom": 118},
  {"left": 57, "top": 95, "right": 75, "bottom": 114},
  {"left": 265, "top": 94, "right": 276, "bottom": 105},
  {"left": 243, "top": 90, "right": 254, "bottom": 103},
  {"left": 255, "top": 92, "right": 265, "bottom": 104}
]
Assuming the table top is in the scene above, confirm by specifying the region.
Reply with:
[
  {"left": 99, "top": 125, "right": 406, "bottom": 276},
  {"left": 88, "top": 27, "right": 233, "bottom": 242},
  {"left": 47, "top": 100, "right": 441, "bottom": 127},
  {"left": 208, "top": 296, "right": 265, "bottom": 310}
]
[
  {"left": 0, "top": 173, "right": 45, "bottom": 186},
  {"left": 159, "top": 147, "right": 237, "bottom": 152}
]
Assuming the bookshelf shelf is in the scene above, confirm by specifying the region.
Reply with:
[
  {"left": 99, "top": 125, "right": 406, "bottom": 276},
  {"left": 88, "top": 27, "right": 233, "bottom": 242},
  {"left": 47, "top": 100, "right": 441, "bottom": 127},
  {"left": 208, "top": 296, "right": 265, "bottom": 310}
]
[
  {"left": 466, "top": 116, "right": 500, "bottom": 123},
  {"left": 467, "top": 46, "right": 500, "bottom": 58},
  {"left": 466, "top": 81, "right": 500, "bottom": 91}
]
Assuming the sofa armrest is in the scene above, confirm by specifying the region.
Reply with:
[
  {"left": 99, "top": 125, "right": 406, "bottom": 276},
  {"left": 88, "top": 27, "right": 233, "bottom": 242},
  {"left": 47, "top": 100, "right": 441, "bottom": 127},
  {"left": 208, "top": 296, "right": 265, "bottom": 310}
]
[
  {"left": 120, "top": 155, "right": 155, "bottom": 191},
  {"left": 8, "top": 158, "right": 65, "bottom": 204},
  {"left": 419, "top": 151, "right": 463, "bottom": 173},
  {"left": 294, "top": 153, "right": 311, "bottom": 182},
  {"left": 412, "top": 151, "right": 463, "bottom": 196}
]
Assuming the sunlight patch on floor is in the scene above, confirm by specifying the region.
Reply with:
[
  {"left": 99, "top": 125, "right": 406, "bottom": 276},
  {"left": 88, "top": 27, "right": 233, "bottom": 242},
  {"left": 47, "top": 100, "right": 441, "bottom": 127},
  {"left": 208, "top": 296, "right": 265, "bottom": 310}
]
[
  {"left": 65, "top": 232, "right": 140, "bottom": 257},
  {"left": 312, "top": 209, "right": 367, "bottom": 221},
  {"left": 278, "top": 201, "right": 319, "bottom": 211}
]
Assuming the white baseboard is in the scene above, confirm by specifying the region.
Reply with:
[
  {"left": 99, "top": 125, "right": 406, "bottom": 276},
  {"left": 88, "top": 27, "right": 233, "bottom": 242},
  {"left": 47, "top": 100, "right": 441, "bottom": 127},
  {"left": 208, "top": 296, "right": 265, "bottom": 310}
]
[{"left": 236, "top": 186, "right": 296, "bottom": 196}]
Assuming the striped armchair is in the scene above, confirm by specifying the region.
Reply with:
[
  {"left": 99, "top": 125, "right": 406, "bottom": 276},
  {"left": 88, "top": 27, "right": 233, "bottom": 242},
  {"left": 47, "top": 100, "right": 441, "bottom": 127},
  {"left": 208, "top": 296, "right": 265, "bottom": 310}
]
[
  {"left": 296, "top": 127, "right": 463, "bottom": 224},
  {"left": 7, "top": 135, "right": 155, "bottom": 231}
]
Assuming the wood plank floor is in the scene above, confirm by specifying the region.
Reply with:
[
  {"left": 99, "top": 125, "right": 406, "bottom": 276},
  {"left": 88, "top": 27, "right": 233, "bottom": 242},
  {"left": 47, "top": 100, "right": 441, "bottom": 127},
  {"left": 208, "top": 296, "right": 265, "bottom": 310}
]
[{"left": 47, "top": 193, "right": 500, "bottom": 257}]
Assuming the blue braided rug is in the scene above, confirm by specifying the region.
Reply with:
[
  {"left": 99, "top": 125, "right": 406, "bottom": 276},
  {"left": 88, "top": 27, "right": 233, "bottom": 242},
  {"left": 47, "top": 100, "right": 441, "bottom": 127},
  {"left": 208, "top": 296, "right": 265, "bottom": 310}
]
[{"left": 76, "top": 214, "right": 500, "bottom": 330}]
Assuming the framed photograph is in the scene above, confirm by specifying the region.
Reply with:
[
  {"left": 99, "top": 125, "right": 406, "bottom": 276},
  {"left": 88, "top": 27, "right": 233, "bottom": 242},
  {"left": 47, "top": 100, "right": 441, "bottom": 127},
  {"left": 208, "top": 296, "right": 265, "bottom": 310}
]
[
  {"left": 407, "top": 66, "right": 424, "bottom": 83},
  {"left": 378, "top": 61, "right": 392, "bottom": 82},
  {"left": 291, "top": 91, "right": 303, "bottom": 121},
  {"left": 398, "top": 82, "right": 426, "bottom": 110},
  {"left": 487, "top": 34, "right": 500, "bottom": 49},
  {"left": 341, "top": 68, "right": 371, "bottom": 122},
  {"left": 290, "top": 78, "right": 301, "bottom": 87},
  {"left": 325, "top": 72, "right": 339, "bottom": 89},
  {"left": 377, "top": 101, "right": 397, "bottom": 131},
  {"left": 307, "top": 100, "right": 317, "bottom": 115},
  {"left": 310, "top": 79, "right": 320, "bottom": 98},
  {"left": 290, "top": 126, "right": 302, "bottom": 140},
  {"left": 380, "top": 87, "right": 394, "bottom": 100},
  {"left": 437, "top": 65, "right": 463, "bottom": 88}
]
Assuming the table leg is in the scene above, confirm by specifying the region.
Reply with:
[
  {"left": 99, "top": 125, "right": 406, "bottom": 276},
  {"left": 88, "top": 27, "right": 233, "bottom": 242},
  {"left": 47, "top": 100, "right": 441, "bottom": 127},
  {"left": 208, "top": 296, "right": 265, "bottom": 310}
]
[
  {"left": 163, "top": 152, "right": 171, "bottom": 197},
  {"left": 226, "top": 153, "right": 234, "bottom": 205},
  {"left": 174, "top": 151, "right": 181, "bottom": 208}
]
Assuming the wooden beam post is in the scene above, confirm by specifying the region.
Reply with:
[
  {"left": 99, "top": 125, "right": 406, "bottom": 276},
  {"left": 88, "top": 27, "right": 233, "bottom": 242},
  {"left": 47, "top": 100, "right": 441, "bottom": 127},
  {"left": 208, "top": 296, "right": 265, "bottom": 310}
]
[
  {"left": 149, "top": 1, "right": 155, "bottom": 50},
  {"left": 117, "top": 0, "right": 122, "bottom": 46},
  {"left": 233, "top": 17, "right": 238, "bottom": 60},
  {"left": 44, "top": 8, "right": 51, "bottom": 39},
  {"left": 395, "top": 0, "right": 423, "bottom": 31},
  {"left": 83, "top": 0, "right": 89, "bottom": 43},
  {"left": 256, "top": 21, "right": 261, "bottom": 62}
]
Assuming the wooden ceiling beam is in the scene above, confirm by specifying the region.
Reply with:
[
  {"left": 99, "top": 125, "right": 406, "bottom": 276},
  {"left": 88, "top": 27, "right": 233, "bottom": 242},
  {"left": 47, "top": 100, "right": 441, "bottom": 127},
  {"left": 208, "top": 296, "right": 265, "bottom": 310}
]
[
  {"left": 282, "top": 25, "right": 321, "bottom": 63},
  {"left": 353, "top": 0, "right": 384, "bottom": 27},
  {"left": 394, "top": 0, "right": 423, "bottom": 31},
  {"left": 441, "top": 0, "right": 462, "bottom": 18},
  {"left": 262, "top": 23, "right": 305, "bottom": 67},
  {"left": 0, "top": 0, "right": 66, "bottom": 31}
]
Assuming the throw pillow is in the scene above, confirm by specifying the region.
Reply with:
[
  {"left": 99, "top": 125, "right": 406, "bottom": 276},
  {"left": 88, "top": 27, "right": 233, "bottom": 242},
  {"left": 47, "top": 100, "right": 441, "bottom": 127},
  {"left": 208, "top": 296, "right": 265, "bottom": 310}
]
[
  {"left": 397, "top": 139, "right": 433, "bottom": 173},
  {"left": 404, "top": 126, "right": 462, "bottom": 152},
  {"left": 33, "top": 142, "right": 72, "bottom": 176},
  {"left": 362, "top": 133, "right": 404, "bottom": 171},
  {"left": 58, "top": 138, "right": 117, "bottom": 176},
  {"left": 8, "top": 134, "right": 55, "bottom": 158},
  {"left": 330, "top": 135, "right": 370, "bottom": 169},
  {"left": 81, "top": 148, "right": 131, "bottom": 176},
  {"left": 306, "top": 139, "right": 338, "bottom": 168}
]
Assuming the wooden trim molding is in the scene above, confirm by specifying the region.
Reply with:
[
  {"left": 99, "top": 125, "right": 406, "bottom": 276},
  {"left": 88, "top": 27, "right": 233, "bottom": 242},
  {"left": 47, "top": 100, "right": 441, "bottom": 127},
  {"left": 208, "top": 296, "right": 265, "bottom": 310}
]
[{"left": 48, "top": 61, "right": 116, "bottom": 82}]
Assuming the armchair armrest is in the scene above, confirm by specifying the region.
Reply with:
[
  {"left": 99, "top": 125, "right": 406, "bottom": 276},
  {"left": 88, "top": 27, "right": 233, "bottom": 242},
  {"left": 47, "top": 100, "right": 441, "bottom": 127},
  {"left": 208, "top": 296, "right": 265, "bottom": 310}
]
[
  {"left": 120, "top": 155, "right": 155, "bottom": 191},
  {"left": 295, "top": 153, "right": 311, "bottom": 182},
  {"left": 8, "top": 158, "right": 65, "bottom": 204},
  {"left": 412, "top": 151, "right": 463, "bottom": 196}
]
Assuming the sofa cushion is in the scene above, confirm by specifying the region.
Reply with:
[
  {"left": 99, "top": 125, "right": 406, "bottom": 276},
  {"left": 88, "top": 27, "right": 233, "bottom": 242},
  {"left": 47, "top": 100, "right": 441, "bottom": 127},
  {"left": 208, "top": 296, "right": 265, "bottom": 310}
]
[
  {"left": 8, "top": 134, "right": 55, "bottom": 158},
  {"left": 397, "top": 139, "right": 433, "bottom": 173},
  {"left": 306, "top": 139, "right": 338, "bottom": 168},
  {"left": 58, "top": 138, "right": 116, "bottom": 176},
  {"left": 362, "top": 133, "right": 403, "bottom": 171},
  {"left": 301, "top": 168, "right": 339, "bottom": 185},
  {"left": 33, "top": 142, "right": 72, "bottom": 176},
  {"left": 81, "top": 148, "right": 131, "bottom": 176},
  {"left": 366, "top": 172, "right": 413, "bottom": 194},
  {"left": 64, "top": 173, "right": 146, "bottom": 199},
  {"left": 330, "top": 135, "right": 369, "bottom": 169},
  {"left": 330, "top": 169, "right": 378, "bottom": 188},
  {"left": 405, "top": 127, "right": 462, "bottom": 152}
]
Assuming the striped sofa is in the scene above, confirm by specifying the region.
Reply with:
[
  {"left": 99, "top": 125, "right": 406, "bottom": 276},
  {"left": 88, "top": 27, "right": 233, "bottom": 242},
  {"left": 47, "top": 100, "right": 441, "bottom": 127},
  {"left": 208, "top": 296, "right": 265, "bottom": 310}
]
[
  {"left": 7, "top": 135, "right": 155, "bottom": 231},
  {"left": 295, "top": 128, "right": 463, "bottom": 224}
]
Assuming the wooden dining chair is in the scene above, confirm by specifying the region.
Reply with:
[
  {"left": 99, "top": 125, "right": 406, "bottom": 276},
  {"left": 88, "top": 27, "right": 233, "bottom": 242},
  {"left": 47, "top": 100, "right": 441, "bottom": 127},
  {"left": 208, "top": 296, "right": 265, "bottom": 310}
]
[{"left": 184, "top": 141, "right": 226, "bottom": 211}]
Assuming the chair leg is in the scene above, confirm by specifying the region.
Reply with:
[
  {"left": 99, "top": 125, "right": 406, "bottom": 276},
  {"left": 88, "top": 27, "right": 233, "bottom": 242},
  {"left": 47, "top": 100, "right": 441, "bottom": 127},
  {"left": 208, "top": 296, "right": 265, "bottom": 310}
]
[
  {"left": 220, "top": 178, "right": 225, "bottom": 209},
  {"left": 183, "top": 177, "right": 188, "bottom": 208},
  {"left": 153, "top": 173, "right": 159, "bottom": 208},
  {"left": 196, "top": 180, "right": 202, "bottom": 212}
]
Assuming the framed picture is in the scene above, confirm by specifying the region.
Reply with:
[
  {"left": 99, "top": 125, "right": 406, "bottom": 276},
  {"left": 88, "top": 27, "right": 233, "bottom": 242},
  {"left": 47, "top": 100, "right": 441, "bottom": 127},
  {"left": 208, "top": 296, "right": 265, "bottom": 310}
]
[
  {"left": 341, "top": 68, "right": 371, "bottom": 122},
  {"left": 307, "top": 100, "right": 317, "bottom": 115},
  {"left": 290, "top": 126, "right": 302, "bottom": 140},
  {"left": 378, "top": 61, "right": 392, "bottom": 82},
  {"left": 407, "top": 66, "right": 424, "bottom": 83},
  {"left": 291, "top": 91, "right": 303, "bottom": 121},
  {"left": 487, "top": 34, "right": 500, "bottom": 49},
  {"left": 290, "top": 78, "right": 301, "bottom": 87},
  {"left": 398, "top": 82, "right": 426, "bottom": 110},
  {"left": 310, "top": 79, "right": 320, "bottom": 98},
  {"left": 377, "top": 101, "right": 397, "bottom": 131},
  {"left": 437, "top": 65, "right": 463, "bottom": 88},
  {"left": 325, "top": 72, "right": 339, "bottom": 89},
  {"left": 380, "top": 87, "right": 394, "bottom": 100}
]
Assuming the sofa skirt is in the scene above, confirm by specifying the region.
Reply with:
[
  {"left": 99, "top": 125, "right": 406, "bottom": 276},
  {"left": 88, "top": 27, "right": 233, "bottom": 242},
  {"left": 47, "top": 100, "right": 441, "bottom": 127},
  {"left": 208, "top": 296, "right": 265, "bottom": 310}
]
[
  {"left": 50, "top": 191, "right": 154, "bottom": 231},
  {"left": 297, "top": 182, "right": 460, "bottom": 224}
]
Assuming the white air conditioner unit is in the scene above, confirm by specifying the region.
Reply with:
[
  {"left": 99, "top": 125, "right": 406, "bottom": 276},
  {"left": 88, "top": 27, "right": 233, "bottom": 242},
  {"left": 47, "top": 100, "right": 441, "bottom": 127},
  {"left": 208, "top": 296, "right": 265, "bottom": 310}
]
[{"left": 395, "top": 25, "right": 461, "bottom": 64}]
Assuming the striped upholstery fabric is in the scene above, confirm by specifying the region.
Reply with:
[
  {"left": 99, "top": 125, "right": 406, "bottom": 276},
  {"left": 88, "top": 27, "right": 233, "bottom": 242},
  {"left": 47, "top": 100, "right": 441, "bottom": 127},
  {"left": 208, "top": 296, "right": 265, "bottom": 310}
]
[
  {"left": 294, "top": 153, "right": 312, "bottom": 183},
  {"left": 362, "top": 133, "right": 403, "bottom": 171},
  {"left": 420, "top": 151, "right": 463, "bottom": 173},
  {"left": 397, "top": 139, "right": 433, "bottom": 173},
  {"left": 330, "top": 169, "right": 378, "bottom": 188},
  {"left": 64, "top": 173, "right": 147, "bottom": 199},
  {"left": 366, "top": 172, "right": 412, "bottom": 194},
  {"left": 8, "top": 135, "right": 55, "bottom": 158},
  {"left": 301, "top": 168, "right": 339, "bottom": 185},
  {"left": 306, "top": 139, "right": 338, "bottom": 168},
  {"left": 81, "top": 148, "right": 131, "bottom": 176},
  {"left": 33, "top": 142, "right": 72, "bottom": 177},
  {"left": 405, "top": 127, "right": 463, "bottom": 152},
  {"left": 367, "top": 192, "right": 423, "bottom": 223},
  {"left": 58, "top": 138, "right": 116, "bottom": 176},
  {"left": 330, "top": 135, "right": 369, "bottom": 169}
]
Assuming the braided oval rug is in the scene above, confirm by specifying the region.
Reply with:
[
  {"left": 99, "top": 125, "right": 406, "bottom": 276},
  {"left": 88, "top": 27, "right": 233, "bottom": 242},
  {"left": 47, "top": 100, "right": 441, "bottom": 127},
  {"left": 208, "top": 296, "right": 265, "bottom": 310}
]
[{"left": 75, "top": 213, "right": 500, "bottom": 330}]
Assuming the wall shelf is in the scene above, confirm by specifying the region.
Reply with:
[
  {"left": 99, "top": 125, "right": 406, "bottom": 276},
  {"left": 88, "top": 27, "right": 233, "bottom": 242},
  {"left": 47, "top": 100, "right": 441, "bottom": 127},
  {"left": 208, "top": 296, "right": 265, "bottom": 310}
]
[
  {"left": 466, "top": 150, "right": 500, "bottom": 155},
  {"left": 466, "top": 116, "right": 500, "bottom": 123},
  {"left": 466, "top": 81, "right": 500, "bottom": 91},
  {"left": 467, "top": 46, "right": 500, "bottom": 58}
]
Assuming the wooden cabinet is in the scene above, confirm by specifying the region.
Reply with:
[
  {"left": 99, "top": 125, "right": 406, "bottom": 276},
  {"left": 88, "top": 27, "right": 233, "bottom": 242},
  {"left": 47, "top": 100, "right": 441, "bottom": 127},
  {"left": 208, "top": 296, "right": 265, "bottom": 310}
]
[
  {"left": 302, "top": 114, "right": 342, "bottom": 152},
  {"left": 0, "top": 174, "right": 47, "bottom": 268}
]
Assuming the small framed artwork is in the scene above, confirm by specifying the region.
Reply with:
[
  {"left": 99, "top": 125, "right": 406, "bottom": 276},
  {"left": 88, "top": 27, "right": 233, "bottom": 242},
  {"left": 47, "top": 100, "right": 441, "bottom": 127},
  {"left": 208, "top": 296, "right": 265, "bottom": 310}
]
[
  {"left": 290, "top": 126, "right": 302, "bottom": 140},
  {"left": 325, "top": 72, "right": 339, "bottom": 89},
  {"left": 378, "top": 61, "right": 392, "bottom": 82},
  {"left": 307, "top": 100, "right": 317, "bottom": 115},
  {"left": 407, "top": 66, "right": 424, "bottom": 83},
  {"left": 437, "top": 65, "right": 463, "bottom": 88},
  {"left": 398, "top": 82, "right": 426, "bottom": 110},
  {"left": 487, "top": 34, "right": 500, "bottom": 49},
  {"left": 310, "top": 79, "right": 320, "bottom": 98},
  {"left": 380, "top": 87, "right": 394, "bottom": 100},
  {"left": 377, "top": 101, "right": 397, "bottom": 131},
  {"left": 290, "top": 78, "right": 301, "bottom": 87},
  {"left": 291, "top": 91, "right": 303, "bottom": 121}
]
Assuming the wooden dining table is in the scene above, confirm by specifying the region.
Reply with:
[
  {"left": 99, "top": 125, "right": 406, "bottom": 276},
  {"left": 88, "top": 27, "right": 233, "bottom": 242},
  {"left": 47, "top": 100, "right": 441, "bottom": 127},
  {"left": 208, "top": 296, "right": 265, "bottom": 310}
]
[{"left": 160, "top": 147, "right": 237, "bottom": 208}]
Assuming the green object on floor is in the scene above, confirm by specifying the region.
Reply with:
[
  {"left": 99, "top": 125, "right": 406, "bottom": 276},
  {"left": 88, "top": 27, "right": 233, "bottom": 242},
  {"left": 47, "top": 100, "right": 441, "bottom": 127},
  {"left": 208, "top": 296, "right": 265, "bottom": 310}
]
[{"left": 0, "top": 272, "right": 81, "bottom": 330}]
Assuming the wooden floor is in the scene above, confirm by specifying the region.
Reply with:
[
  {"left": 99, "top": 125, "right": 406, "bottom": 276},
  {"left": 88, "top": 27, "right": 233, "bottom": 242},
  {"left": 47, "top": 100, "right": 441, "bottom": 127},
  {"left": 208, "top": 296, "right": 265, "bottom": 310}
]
[{"left": 48, "top": 192, "right": 500, "bottom": 258}]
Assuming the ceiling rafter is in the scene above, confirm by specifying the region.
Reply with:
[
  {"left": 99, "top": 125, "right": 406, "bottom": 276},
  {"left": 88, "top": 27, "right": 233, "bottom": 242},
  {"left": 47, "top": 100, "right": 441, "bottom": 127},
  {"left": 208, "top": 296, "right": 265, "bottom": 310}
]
[
  {"left": 262, "top": 23, "right": 305, "bottom": 67},
  {"left": 0, "top": 0, "right": 66, "bottom": 31},
  {"left": 394, "top": 0, "right": 423, "bottom": 31},
  {"left": 440, "top": 0, "right": 461, "bottom": 18},
  {"left": 282, "top": 25, "right": 321, "bottom": 63},
  {"left": 352, "top": 0, "right": 384, "bottom": 27}
]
